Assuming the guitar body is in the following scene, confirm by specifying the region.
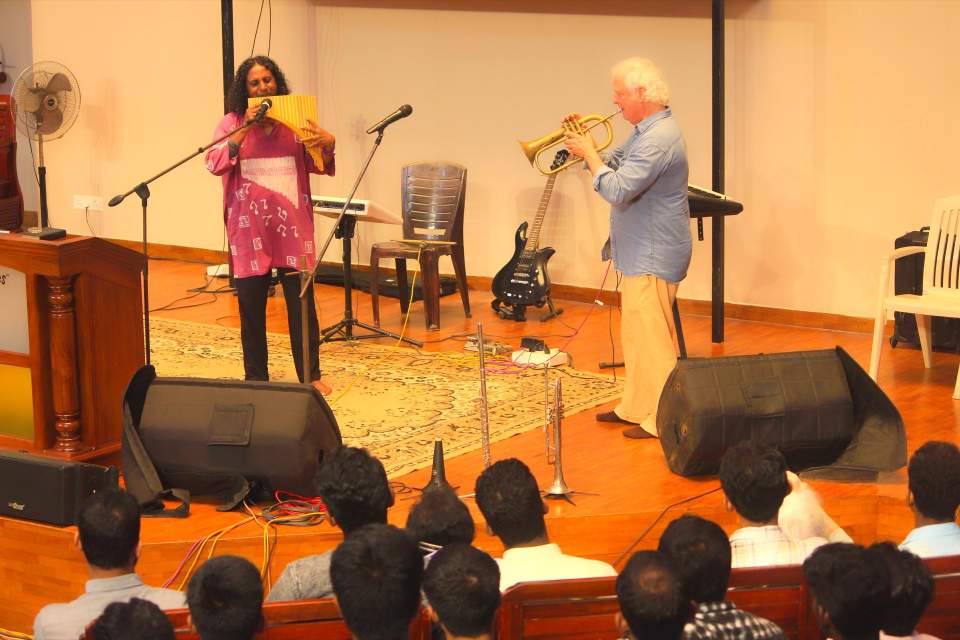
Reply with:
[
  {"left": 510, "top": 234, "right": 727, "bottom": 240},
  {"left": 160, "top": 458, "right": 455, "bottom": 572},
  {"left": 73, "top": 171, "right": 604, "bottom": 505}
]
[{"left": 491, "top": 221, "right": 556, "bottom": 320}]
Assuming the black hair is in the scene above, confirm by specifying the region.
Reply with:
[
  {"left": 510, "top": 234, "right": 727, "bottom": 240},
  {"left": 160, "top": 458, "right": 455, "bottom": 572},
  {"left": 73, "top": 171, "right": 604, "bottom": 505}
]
[
  {"left": 868, "top": 542, "right": 934, "bottom": 636},
  {"left": 657, "top": 514, "right": 731, "bottom": 603},
  {"left": 315, "top": 447, "right": 394, "bottom": 535},
  {"left": 88, "top": 598, "right": 175, "bottom": 640},
  {"left": 225, "top": 56, "right": 290, "bottom": 115},
  {"left": 617, "top": 551, "right": 690, "bottom": 640},
  {"left": 186, "top": 555, "right": 264, "bottom": 640},
  {"left": 77, "top": 489, "right": 141, "bottom": 570},
  {"left": 474, "top": 458, "right": 546, "bottom": 548},
  {"left": 330, "top": 524, "right": 424, "bottom": 640},
  {"left": 406, "top": 486, "right": 475, "bottom": 551},
  {"left": 719, "top": 442, "right": 790, "bottom": 524},
  {"left": 908, "top": 440, "right": 960, "bottom": 522},
  {"left": 803, "top": 543, "right": 890, "bottom": 640},
  {"left": 422, "top": 543, "right": 500, "bottom": 638}
]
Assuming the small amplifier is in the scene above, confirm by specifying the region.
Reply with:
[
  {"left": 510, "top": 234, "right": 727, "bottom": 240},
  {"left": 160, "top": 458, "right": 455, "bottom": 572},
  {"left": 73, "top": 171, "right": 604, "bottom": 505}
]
[{"left": 0, "top": 451, "right": 119, "bottom": 526}]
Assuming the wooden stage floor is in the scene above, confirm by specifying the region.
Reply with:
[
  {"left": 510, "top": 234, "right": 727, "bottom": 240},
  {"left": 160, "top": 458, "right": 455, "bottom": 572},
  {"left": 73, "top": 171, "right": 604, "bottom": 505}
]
[{"left": 3, "top": 258, "right": 959, "bottom": 632}]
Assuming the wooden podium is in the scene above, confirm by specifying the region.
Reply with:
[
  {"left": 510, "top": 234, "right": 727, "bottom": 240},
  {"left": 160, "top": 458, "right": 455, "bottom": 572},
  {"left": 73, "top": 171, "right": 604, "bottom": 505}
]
[{"left": 0, "top": 233, "right": 144, "bottom": 462}]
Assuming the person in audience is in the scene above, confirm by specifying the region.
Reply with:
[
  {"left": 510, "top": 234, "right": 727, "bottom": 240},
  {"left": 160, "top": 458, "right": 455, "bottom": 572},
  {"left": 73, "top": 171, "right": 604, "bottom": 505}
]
[
  {"left": 187, "top": 555, "right": 264, "bottom": 640},
  {"left": 901, "top": 440, "right": 960, "bottom": 558},
  {"left": 719, "top": 442, "right": 851, "bottom": 568},
  {"left": 33, "top": 489, "right": 185, "bottom": 640},
  {"left": 474, "top": 458, "right": 616, "bottom": 590},
  {"left": 803, "top": 543, "right": 890, "bottom": 640},
  {"left": 615, "top": 551, "right": 691, "bottom": 640},
  {"left": 406, "top": 485, "right": 475, "bottom": 556},
  {"left": 422, "top": 543, "right": 500, "bottom": 640},
  {"left": 268, "top": 446, "right": 394, "bottom": 601},
  {"left": 869, "top": 542, "right": 938, "bottom": 640},
  {"left": 658, "top": 514, "right": 785, "bottom": 639},
  {"left": 86, "top": 598, "right": 175, "bottom": 640},
  {"left": 330, "top": 523, "right": 424, "bottom": 640}
]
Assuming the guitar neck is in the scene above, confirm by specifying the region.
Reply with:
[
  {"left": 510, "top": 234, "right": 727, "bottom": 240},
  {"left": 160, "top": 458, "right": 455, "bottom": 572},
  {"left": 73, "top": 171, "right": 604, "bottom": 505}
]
[{"left": 522, "top": 173, "right": 558, "bottom": 253}]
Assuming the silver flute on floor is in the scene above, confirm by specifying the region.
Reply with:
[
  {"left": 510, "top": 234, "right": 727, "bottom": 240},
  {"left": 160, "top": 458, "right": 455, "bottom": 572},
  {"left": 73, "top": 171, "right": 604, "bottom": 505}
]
[{"left": 477, "top": 322, "right": 491, "bottom": 469}]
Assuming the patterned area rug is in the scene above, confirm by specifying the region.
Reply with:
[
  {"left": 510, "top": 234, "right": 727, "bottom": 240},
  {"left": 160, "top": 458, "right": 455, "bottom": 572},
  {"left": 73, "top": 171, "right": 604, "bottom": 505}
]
[{"left": 150, "top": 317, "right": 622, "bottom": 478}]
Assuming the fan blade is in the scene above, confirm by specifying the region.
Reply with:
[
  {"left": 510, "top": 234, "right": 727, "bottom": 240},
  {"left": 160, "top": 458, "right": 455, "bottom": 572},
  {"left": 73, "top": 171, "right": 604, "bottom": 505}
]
[
  {"left": 44, "top": 72, "right": 74, "bottom": 93},
  {"left": 17, "top": 88, "right": 42, "bottom": 114},
  {"left": 36, "top": 108, "right": 63, "bottom": 135}
]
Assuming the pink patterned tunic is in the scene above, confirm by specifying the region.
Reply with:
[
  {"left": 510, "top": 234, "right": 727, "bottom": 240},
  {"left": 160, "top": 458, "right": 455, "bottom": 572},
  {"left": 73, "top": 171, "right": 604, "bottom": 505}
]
[{"left": 205, "top": 112, "right": 335, "bottom": 278}]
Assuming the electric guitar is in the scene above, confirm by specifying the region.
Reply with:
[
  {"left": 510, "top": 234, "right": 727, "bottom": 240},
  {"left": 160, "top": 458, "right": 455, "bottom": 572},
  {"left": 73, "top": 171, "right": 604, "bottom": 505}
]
[{"left": 491, "top": 150, "right": 568, "bottom": 321}]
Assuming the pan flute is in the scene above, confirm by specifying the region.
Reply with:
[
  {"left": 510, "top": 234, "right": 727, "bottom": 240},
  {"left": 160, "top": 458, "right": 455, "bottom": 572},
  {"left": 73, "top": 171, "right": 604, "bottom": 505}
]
[{"left": 248, "top": 95, "right": 325, "bottom": 172}]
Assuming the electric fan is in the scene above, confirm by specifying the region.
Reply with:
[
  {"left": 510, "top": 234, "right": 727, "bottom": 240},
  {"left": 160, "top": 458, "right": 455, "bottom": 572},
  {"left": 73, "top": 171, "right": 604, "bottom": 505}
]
[{"left": 11, "top": 61, "right": 81, "bottom": 240}]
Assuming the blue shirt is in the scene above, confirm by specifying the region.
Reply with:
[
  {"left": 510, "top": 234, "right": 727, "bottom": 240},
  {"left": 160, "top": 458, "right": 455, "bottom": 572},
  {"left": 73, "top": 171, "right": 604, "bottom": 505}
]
[
  {"left": 593, "top": 108, "right": 692, "bottom": 282},
  {"left": 900, "top": 522, "right": 960, "bottom": 558}
]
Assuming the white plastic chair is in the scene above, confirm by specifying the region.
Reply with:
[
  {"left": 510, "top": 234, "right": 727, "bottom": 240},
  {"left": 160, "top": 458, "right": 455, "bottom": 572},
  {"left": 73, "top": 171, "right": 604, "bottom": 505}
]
[{"left": 869, "top": 195, "right": 960, "bottom": 399}]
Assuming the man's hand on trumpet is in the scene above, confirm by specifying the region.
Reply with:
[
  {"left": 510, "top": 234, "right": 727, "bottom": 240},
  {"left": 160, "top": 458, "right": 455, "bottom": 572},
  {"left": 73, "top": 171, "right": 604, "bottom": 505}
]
[{"left": 562, "top": 113, "right": 605, "bottom": 175}]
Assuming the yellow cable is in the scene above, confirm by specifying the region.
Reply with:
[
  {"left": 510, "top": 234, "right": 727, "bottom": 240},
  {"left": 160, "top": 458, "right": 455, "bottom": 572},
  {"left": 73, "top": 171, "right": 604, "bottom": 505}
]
[
  {"left": 395, "top": 248, "right": 421, "bottom": 348},
  {"left": 0, "top": 629, "right": 32, "bottom": 640},
  {"left": 176, "top": 516, "right": 256, "bottom": 591}
]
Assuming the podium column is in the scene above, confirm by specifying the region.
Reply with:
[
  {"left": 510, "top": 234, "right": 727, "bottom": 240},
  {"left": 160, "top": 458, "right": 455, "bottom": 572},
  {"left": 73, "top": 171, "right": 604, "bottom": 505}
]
[{"left": 47, "top": 275, "right": 83, "bottom": 453}]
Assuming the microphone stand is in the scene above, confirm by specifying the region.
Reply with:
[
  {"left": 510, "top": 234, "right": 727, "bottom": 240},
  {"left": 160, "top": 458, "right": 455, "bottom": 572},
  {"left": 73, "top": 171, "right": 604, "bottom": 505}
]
[
  {"left": 108, "top": 117, "right": 261, "bottom": 365},
  {"left": 298, "top": 126, "right": 422, "bottom": 351}
]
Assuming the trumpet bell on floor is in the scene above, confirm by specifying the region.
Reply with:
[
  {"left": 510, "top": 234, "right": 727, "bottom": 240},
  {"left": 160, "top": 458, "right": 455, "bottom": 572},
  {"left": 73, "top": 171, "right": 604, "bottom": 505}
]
[{"left": 519, "top": 111, "right": 619, "bottom": 175}]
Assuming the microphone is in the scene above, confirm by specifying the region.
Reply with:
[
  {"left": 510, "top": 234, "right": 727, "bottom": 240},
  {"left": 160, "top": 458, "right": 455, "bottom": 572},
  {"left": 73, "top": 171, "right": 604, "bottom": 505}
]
[
  {"left": 252, "top": 98, "right": 273, "bottom": 123},
  {"left": 366, "top": 104, "right": 413, "bottom": 134}
]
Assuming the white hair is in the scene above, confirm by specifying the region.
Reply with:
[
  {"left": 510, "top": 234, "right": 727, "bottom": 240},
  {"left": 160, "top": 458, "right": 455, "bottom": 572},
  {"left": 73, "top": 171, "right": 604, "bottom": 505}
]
[{"left": 611, "top": 58, "right": 670, "bottom": 106}]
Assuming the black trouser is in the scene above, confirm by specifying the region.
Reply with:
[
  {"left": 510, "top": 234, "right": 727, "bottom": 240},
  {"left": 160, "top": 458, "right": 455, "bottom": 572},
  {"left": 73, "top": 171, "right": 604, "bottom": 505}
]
[{"left": 235, "top": 268, "right": 320, "bottom": 383}]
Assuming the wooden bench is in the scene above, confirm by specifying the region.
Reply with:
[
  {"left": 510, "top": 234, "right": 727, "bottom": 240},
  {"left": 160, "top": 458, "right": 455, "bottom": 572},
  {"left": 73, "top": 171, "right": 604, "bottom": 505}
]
[{"left": 163, "top": 598, "right": 432, "bottom": 640}]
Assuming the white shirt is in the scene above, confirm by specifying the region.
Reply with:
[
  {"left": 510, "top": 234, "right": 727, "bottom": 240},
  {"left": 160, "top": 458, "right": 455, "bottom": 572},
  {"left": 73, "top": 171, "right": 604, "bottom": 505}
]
[
  {"left": 730, "top": 525, "right": 838, "bottom": 568},
  {"left": 497, "top": 543, "right": 617, "bottom": 592},
  {"left": 900, "top": 522, "right": 960, "bottom": 558}
]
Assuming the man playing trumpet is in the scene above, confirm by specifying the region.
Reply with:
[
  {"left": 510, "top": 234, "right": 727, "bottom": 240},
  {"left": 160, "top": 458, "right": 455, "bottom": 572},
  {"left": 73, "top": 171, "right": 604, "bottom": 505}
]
[{"left": 563, "top": 57, "right": 692, "bottom": 439}]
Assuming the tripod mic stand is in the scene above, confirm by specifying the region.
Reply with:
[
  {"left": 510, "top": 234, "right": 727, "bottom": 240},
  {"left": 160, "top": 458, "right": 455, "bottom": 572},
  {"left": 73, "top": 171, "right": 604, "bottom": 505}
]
[
  {"left": 108, "top": 116, "right": 261, "bottom": 365},
  {"left": 299, "top": 129, "right": 422, "bottom": 348}
]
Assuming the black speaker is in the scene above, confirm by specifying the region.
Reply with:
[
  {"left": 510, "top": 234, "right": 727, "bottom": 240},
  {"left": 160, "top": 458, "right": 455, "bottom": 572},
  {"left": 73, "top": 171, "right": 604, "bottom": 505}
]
[
  {"left": 0, "top": 451, "right": 119, "bottom": 526},
  {"left": 122, "top": 365, "right": 342, "bottom": 515},
  {"left": 656, "top": 347, "right": 906, "bottom": 479}
]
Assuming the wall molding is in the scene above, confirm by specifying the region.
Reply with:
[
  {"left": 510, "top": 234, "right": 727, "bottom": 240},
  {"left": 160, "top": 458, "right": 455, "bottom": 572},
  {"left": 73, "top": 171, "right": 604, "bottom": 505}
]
[{"left": 111, "top": 238, "right": 876, "bottom": 335}]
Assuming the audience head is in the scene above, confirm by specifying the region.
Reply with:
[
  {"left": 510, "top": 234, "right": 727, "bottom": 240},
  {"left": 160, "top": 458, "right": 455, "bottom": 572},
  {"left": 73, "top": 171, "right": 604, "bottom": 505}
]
[
  {"left": 227, "top": 55, "right": 290, "bottom": 114},
  {"left": 422, "top": 543, "right": 500, "bottom": 639},
  {"left": 88, "top": 598, "right": 175, "bottom": 640},
  {"left": 474, "top": 458, "right": 546, "bottom": 548},
  {"left": 803, "top": 543, "right": 890, "bottom": 640},
  {"left": 316, "top": 446, "right": 394, "bottom": 535},
  {"left": 657, "top": 514, "right": 731, "bottom": 604},
  {"left": 331, "top": 523, "right": 424, "bottom": 640},
  {"left": 616, "top": 551, "right": 691, "bottom": 640},
  {"left": 186, "top": 555, "right": 264, "bottom": 640},
  {"left": 868, "top": 542, "right": 934, "bottom": 637},
  {"left": 908, "top": 440, "right": 960, "bottom": 523},
  {"left": 719, "top": 442, "right": 790, "bottom": 524},
  {"left": 406, "top": 486, "right": 475, "bottom": 552},
  {"left": 77, "top": 489, "right": 141, "bottom": 571}
]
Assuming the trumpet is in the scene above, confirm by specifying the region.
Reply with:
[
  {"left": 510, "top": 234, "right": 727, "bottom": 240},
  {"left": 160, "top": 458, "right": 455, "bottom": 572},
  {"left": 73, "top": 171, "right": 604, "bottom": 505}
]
[
  {"left": 543, "top": 376, "right": 573, "bottom": 499},
  {"left": 519, "top": 110, "right": 620, "bottom": 175}
]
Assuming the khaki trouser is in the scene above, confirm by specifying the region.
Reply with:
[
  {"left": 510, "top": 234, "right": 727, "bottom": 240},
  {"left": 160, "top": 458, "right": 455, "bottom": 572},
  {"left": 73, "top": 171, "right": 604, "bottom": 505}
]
[{"left": 615, "top": 274, "right": 679, "bottom": 436}]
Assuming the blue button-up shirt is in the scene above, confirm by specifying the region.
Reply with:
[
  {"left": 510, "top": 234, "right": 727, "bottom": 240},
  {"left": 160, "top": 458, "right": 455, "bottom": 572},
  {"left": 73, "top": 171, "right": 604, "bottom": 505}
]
[{"left": 593, "top": 108, "right": 692, "bottom": 283}]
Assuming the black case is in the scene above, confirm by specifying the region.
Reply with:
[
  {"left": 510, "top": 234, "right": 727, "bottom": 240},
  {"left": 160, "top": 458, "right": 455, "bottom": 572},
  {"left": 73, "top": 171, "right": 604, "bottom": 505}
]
[
  {"left": 891, "top": 227, "right": 960, "bottom": 352},
  {"left": 122, "top": 365, "right": 342, "bottom": 515},
  {"left": 0, "top": 451, "right": 118, "bottom": 525}
]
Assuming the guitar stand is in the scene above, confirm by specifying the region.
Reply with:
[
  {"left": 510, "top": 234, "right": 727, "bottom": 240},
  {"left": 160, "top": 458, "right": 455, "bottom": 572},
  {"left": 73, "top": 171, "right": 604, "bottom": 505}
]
[
  {"left": 539, "top": 296, "right": 563, "bottom": 322},
  {"left": 492, "top": 298, "right": 528, "bottom": 322}
]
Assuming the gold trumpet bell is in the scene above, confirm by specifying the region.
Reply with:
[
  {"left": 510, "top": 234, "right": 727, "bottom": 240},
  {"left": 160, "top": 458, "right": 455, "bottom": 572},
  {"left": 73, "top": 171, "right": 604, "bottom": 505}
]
[{"left": 518, "top": 111, "right": 620, "bottom": 176}]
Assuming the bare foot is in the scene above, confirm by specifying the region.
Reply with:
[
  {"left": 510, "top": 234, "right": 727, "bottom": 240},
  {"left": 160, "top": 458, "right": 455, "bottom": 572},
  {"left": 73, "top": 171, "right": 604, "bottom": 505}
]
[{"left": 311, "top": 379, "right": 332, "bottom": 396}]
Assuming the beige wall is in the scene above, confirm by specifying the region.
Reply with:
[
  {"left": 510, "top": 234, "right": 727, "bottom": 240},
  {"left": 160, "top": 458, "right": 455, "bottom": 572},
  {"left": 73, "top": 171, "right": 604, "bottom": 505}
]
[{"left": 27, "top": 0, "right": 960, "bottom": 319}]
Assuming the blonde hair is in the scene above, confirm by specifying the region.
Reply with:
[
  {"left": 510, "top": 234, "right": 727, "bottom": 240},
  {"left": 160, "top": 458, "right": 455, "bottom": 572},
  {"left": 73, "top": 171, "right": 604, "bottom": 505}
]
[{"left": 611, "top": 58, "right": 670, "bottom": 106}]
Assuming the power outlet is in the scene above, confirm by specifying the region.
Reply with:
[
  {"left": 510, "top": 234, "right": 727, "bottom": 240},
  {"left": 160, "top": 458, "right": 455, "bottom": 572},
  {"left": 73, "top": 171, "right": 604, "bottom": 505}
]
[{"left": 73, "top": 195, "right": 104, "bottom": 211}]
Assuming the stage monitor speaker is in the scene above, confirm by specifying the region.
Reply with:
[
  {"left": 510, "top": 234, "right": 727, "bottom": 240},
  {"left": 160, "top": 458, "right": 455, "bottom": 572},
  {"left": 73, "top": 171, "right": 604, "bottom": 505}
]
[
  {"left": 0, "top": 451, "right": 119, "bottom": 526},
  {"left": 122, "top": 365, "right": 342, "bottom": 515},
  {"left": 656, "top": 347, "right": 906, "bottom": 479}
]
